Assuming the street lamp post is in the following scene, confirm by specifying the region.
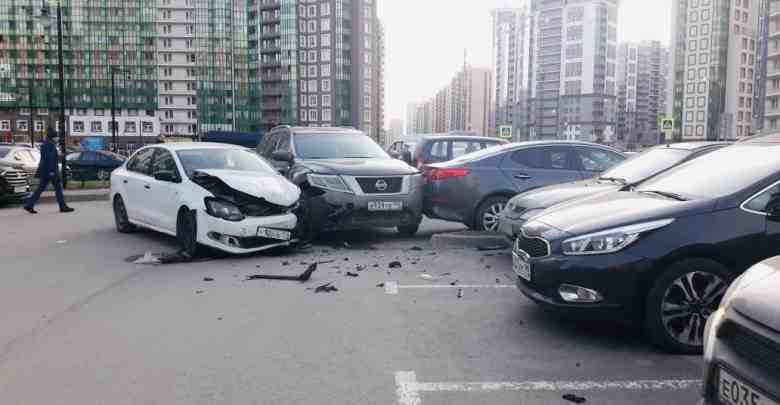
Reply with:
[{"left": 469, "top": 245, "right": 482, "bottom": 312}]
[
  {"left": 40, "top": 0, "right": 68, "bottom": 187},
  {"left": 111, "top": 68, "right": 117, "bottom": 153}
]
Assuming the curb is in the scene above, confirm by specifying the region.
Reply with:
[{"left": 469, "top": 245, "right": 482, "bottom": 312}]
[
  {"left": 39, "top": 191, "right": 110, "bottom": 205},
  {"left": 431, "top": 231, "right": 511, "bottom": 250}
]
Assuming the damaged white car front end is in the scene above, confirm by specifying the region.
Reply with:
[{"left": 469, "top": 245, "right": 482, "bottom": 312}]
[{"left": 192, "top": 169, "right": 301, "bottom": 254}]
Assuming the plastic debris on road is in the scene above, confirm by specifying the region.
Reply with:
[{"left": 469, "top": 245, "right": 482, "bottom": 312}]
[
  {"left": 246, "top": 263, "right": 318, "bottom": 282},
  {"left": 457, "top": 288, "right": 464, "bottom": 298},
  {"left": 562, "top": 394, "right": 586, "bottom": 404},
  {"left": 203, "top": 277, "right": 214, "bottom": 282},
  {"left": 345, "top": 272, "right": 359, "bottom": 277},
  {"left": 389, "top": 261, "right": 402, "bottom": 269},
  {"left": 133, "top": 252, "right": 161, "bottom": 265},
  {"left": 314, "top": 283, "right": 338, "bottom": 293}
]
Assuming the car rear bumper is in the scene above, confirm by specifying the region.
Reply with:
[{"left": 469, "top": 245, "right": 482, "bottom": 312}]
[{"left": 197, "top": 210, "right": 299, "bottom": 254}]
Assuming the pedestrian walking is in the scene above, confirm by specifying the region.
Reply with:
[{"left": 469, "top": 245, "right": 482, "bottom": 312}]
[{"left": 23, "top": 130, "right": 74, "bottom": 214}]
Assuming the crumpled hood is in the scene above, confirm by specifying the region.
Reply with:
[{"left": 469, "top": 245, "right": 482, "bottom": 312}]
[
  {"left": 509, "top": 180, "right": 620, "bottom": 211},
  {"left": 529, "top": 190, "right": 715, "bottom": 237},
  {"left": 732, "top": 256, "right": 780, "bottom": 332},
  {"left": 300, "top": 158, "right": 418, "bottom": 176},
  {"left": 197, "top": 169, "right": 301, "bottom": 207}
]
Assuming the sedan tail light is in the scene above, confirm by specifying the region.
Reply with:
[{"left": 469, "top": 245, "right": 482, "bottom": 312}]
[{"left": 428, "top": 167, "right": 470, "bottom": 181}]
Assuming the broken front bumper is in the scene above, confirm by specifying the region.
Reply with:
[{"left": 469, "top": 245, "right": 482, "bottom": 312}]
[{"left": 197, "top": 210, "right": 298, "bottom": 254}]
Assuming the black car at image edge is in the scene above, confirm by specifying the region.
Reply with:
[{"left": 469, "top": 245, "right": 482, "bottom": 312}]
[{"left": 513, "top": 135, "right": 780, "bottom": 354}]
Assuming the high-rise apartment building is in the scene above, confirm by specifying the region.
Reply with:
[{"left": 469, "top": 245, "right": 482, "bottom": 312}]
[
  {"left": 492, "top": 6, "right": 532, "bottom": 140},
  {"left": 615, "top": 41, "right": 668, "bottom": 150},
  {"left": 669, "top": 0, "right": 761, "bottom": 140},
  {"left": 528, "top": 0, "right": 619, "bottom": 142},
  {"left": 765, "top": 0, "right": 780, "bottom": 131},
  {"left": 251, "top": 0, "right": 384, "bottom": 140}
]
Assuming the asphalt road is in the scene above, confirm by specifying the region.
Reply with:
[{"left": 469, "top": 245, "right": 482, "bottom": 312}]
[{"left": 0, "top": 201, "right": 704, "bottom": 405}]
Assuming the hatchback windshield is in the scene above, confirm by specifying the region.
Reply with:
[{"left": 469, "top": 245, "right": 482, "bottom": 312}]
[
  {"left": 602, "top": 148, "right": 690, "bottom": 184},
  {"left": 636, "top": 146, "right": 780, "bottom": 200},
  {"left": 294, "top": 133, "right": 388, "bottom": 159},
  {"left": 176, "top": 148, "right": 276, "bottom": 178}
]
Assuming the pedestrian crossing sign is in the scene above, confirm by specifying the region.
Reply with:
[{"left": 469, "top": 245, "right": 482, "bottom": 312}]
[
  {"left": 660, "top": 118, "right": 674, "bottom": 133},
  {"left": 498, "top": 126, "right": 513, "bottom": 139}
]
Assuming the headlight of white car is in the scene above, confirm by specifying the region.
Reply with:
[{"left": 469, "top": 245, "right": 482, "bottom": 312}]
[
  {"left": 308, "top": 174, "right": 353, "bottom": 193},
  {"left": 205, "top": 198, "right": 245, "bottom": 222},
  {"left": 561, "top": 218, "right": 675, "bottom": 256}
]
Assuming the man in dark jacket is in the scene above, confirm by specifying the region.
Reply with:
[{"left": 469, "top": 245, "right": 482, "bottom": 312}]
[{"left": 24, "top": 131, "right": 74, "bottom": 214}]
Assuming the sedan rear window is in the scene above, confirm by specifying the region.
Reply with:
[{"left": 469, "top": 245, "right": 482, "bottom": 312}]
[{"left": 637, "top": 146, "right": 780, "bottom": 199}]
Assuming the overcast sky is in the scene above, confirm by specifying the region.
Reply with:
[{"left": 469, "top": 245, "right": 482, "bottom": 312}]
[{"left": 378, "top": 0, "right": 674, "bottom": 127}]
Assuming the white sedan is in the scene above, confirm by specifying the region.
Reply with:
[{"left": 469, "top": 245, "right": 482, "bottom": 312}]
[{"left": 110, "top": 143, "right": 301, "bottom": 255}]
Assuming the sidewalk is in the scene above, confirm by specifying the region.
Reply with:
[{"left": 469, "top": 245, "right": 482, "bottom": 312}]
[{"left": 40, "top": 188, "right": 110, "bottom": 205}]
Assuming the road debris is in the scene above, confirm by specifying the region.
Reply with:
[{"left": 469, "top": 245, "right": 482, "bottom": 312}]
[
  {"left": 372, "top": 264, "right": 379, "bottom": 268},
  {"left": 419, "top": 274, "right": 443, "bottom": 281},
  {"left": 246, "top": 263, "right": 318, "bottom": 282},
  {"left": 376, "top": 283, "right": 385, "bottom": 288},
  {"left": 562, "top": 394, "right": 587, "bottom": 404},
  {"left": 195, "top": 290, "right": 205, "bottom": 295},
  {"left": 217, "top": 316, "right": 223, "bottom": 321},
  {"left": 389, "top": 261, "right": 402, "bottom": 269},
  {"left": 344, "top": 257, "right": 349, "bottom": 261},
  {"left": 282, "top": 261, "right": 290, "bottom": 266},
  {"left": 56, "top": 240, "right": 67, "bottom": 244},
  {"left": 496, "top": 278, "right": 501, "bottom": 283},
  {"left": 355, "top": 265, "right": 366, "bottom": 272},
  {"left": 203, "top": 277, "right": 214, "bottom": 282},
  {"left": 409, "top": 246, "right": 424, "bottom": 251},
  {"left": 345, "top": 272, "right": 359, "bottom": 277},
  {"left": 450, "top": 280, "right": 459, "bottom": 286},
  {"left": 133, "top": 252, "right": 161, "bottom": 265},
  {"left": 314, "top": 283, "right": 339, "bottom": 293},
  {"left": 457, "top": 288, "right": 464, "bottom": 298}
]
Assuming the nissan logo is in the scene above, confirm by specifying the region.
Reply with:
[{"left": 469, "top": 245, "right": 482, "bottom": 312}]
[{"left": 375, "top": 179, "right": 388, "bottom": 192}]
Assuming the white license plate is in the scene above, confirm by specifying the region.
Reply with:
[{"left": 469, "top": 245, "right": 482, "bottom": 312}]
[
  {"left": 256, "top": 227, "right": 292, "bottom": 241},
  {"left": 719, "top": 369, "right": 779, "bottom": 405},
  {"left": 14, "top": 186, "right": 27, "bottom": 193},
  {"left": 513, "top": 249, "right": 532, "bottom": 281},
  {"left": 368, "top": 201, "right": 403, "bottom": 211}
]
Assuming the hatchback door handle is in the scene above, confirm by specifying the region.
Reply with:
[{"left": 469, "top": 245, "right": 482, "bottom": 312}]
[
  {"left": 123, "top": 180, "right": 128, "bottom": 184},
  {"left": 514, "top": 174, "right": 531, "bottom": 180}
]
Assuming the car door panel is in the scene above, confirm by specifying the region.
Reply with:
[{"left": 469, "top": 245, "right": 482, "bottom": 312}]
[
  {"left": 147, "top": 149, "right": 183, "bottom": 232},
  {"left": 500, "top": 146, "right": 583, "bottom": 194},
  {"left": 123, "top": 148, "right": 155, "bottom": 223}
]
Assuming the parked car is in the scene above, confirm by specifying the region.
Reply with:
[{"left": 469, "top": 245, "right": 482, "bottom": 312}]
[
  {"left": 423, "top": 141, "right": 625, "bottom": 231},
  {"left": 66, "top": 150, "right": 126, "bottom": 181},
  {"left": 405, "top": 133, "right": 509, "bottom": 168},
  {"left": 0, "top": 166, "right": 31, "bottom": 203},
  {"left": 700, "top": 255, "right": 780, "bottom": 405},
  {"left": 514, "top": 137, "right": 780, "bottom": 353},
  {"left": 260, "top": 126, "right": 424, "bottom": 236},
  {"left": 110, "top": 143, "right": 301, "bottom": 255},
  {"left": 497, "top": 142, "right": 730, "bottom": 240},
  {"left": 0, "top": 145, "right": 40, "bottom": 177}
]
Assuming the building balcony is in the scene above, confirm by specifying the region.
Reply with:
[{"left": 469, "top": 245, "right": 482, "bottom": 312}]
[
  {"left": 260, "top": 0, "right": 281, "bottom": 10},
  {"left": 765, "top": 107, "right": 780, "bottom": 117}
]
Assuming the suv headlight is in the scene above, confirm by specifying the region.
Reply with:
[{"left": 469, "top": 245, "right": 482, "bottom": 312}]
[
  {"left": 562, "top": 218, "right": 674, "bottom": 256},
  {"left": 205, "top": 198, "right": 245, "bottom": 222},
  {"left": 308, "top": 174, "right": 353, "bottom": 193}
]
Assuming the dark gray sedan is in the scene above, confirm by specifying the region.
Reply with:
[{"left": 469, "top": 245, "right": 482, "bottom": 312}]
[
  {"left": 701, "top": 255, "right": 780, "bottom": 405},
  {"left": 423, "top": 141, "right": 625, "bottom": 231}
]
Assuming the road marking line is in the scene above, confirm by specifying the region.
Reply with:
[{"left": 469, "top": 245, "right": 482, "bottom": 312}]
[
  {"left": 384, "top": 282, "right": 514, "bottom": 295},
  {"left": 394, "top": 371, "right": 701, "bottom": 405}
]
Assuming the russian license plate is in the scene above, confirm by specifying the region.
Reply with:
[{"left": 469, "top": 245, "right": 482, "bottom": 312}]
[
  {"left": 513, "top": 249, "right": 532, "bottom": 281},
  {"left": 14, "top": 186, "right": 27, "bottom": 193},
  {"left": 256, "top": 227, "right": 292, "bottom": 241},
  {"left": 368, "top": 201, "right": 403, "bottom": 211},
  {"left": 719, "top": 369, "right": 779, "bottom": 405}
]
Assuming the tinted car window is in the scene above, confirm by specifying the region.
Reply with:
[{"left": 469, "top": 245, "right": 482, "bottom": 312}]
[
  {"left": 277, "top": 132, "right": 291, "bottom": 151},
  {"left": 637, "top": 146, "right": 780, "bottom": 199},
  {"left": 259, "top": 133, "right": 279, "bottom": 157},
  {"left": 66, "top": 152, "right": 81, "bottom": 161},
  {"left": 293, "top": 133, "right": 388, "bottom": 159},
  {"left": 577, "top": 148, "right": 624, "bottom": 172},
  {"left": 429, "top": 141, "right": 448, "bottom": 161},
  {"left": 451, "top": 141, "right": 484, "bottom": 159},
  {"left": 512, "top": 147, "right": 575, "bottom": 170},
  {"left": 127, "top": 148, "right": 155, "bottom": 175},
  {"left": 82, "top": 152, "right": 98, "bottom": 162},
  {"left": 152, "top": 149, "right": 180, "bottom": 179},
  {"left": 745, "top": 184, "right": 780, "bottom": 213}
]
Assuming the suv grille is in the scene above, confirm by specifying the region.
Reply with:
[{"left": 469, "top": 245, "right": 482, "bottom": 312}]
[
  {"left": 720, "top": 320, "right": 780, "bottom": 378},
  {"left": 515, "top": 234, "right": 549, "bottom": 258},
  {"left": 355, "top": 177, "right": 403, "bottom": 194}
]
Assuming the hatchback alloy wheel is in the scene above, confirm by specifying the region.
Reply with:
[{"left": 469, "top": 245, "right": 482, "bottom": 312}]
[
  {"left": 660, "top": 271, "right": 728, "bottom": 347},
  {"left": 481, "top": 200, "right": 506, "bottom": 232}
]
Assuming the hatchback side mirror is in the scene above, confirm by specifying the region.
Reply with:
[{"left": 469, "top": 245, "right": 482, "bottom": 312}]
[{"left": 272, "top": 150, "right": 294, "bottom": 163}]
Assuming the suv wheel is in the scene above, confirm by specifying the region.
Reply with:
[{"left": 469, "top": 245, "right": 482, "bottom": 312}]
[
  {"left": 644, "top": 258, "right": 732, "bottom": 354},
  {"left": 474, "top": 196, "right": 508, "bottom": 232}
]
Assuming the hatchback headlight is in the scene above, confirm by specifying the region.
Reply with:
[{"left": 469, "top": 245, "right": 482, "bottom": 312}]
[
  {"left": 308, "top": 174, "right": 353, "bottom": 193},
  {"left": 205, "top": 198, "right": 245, "bottom": 222},
  {"left": 562, "top": 219, "right": 674, "bottom": 256}
]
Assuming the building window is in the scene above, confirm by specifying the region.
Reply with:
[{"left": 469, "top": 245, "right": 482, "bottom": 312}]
[
  {"left": 566, "top": 44, "right": 583, "bottom": 59},
  {"left": 94, "top": 109, "right": 104, "bottom": 116},
  {"left": 73, "top": 121, "right": 85, "bottom": 132},
  {"left": 321, "top": 79, "right": 331, "bottom": 91},
  {"left": 321, "top": 34, "right": 331, "bottom": 47},
  {"left": 321, "top": 18, "right": 331, "bottom": 31},
  {"left": 16, "top": 120, "right": 28, "bottom": 131},
  {"left": 0, "top": 120, "right": 9, "bottom": 131},
  {"left": 567, "top": 26, "right": 583, "bottom": 41},
  {"left": 321, "top": 64, "right": 331, "bottom": 77},
  {"left": 125, "top": 122, "right": 136, "bottom": 133},
  {"left": 142, "top": 122, "right": 153, "bottom": 133},
  {"left": 322, "top": 109, "right": 332, "bottom": 121},
  {"left": 34, "top": 120, "right": 43, "bottom": 132},
  {"left": 309, "top": 109, "right": 318, "bottom": 121},
  {"left": 697, "top": 111, "right": 705, "bottom": 122},
  {"left": 322, "top": 95, "right": 331, "bottom": 107},
  {"left": 565, "top": 62, "right": 582, "bottom": 77},
  {"left": 128, "top": 109, "right": 138, "bottom": 116},
  {"left": 309, "top": 95, "right": 318, "bottom": 106},
  {"left": 91, "top": 121, "right": 103, "bottom": 132},
  {"left": 686, "top": 111, "right": 695, "bottom": 122}
]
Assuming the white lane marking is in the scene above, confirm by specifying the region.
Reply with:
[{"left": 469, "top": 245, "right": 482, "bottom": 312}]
[
  {"left": 384, "top": 282, "right": 514, "bottom": 295},
  {"left": 395, "top": 371, "right": 422, "bottom": 405},
  {"left": 385, "top": 281, "right": 399, "bottom": 295},
  {"left": 394, "top": 371, "right": 701, "bottom": 405}
]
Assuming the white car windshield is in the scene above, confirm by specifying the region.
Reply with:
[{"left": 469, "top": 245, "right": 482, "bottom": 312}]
[{"left": 176, "top": 148, "right": 276, "bottom": 178}]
